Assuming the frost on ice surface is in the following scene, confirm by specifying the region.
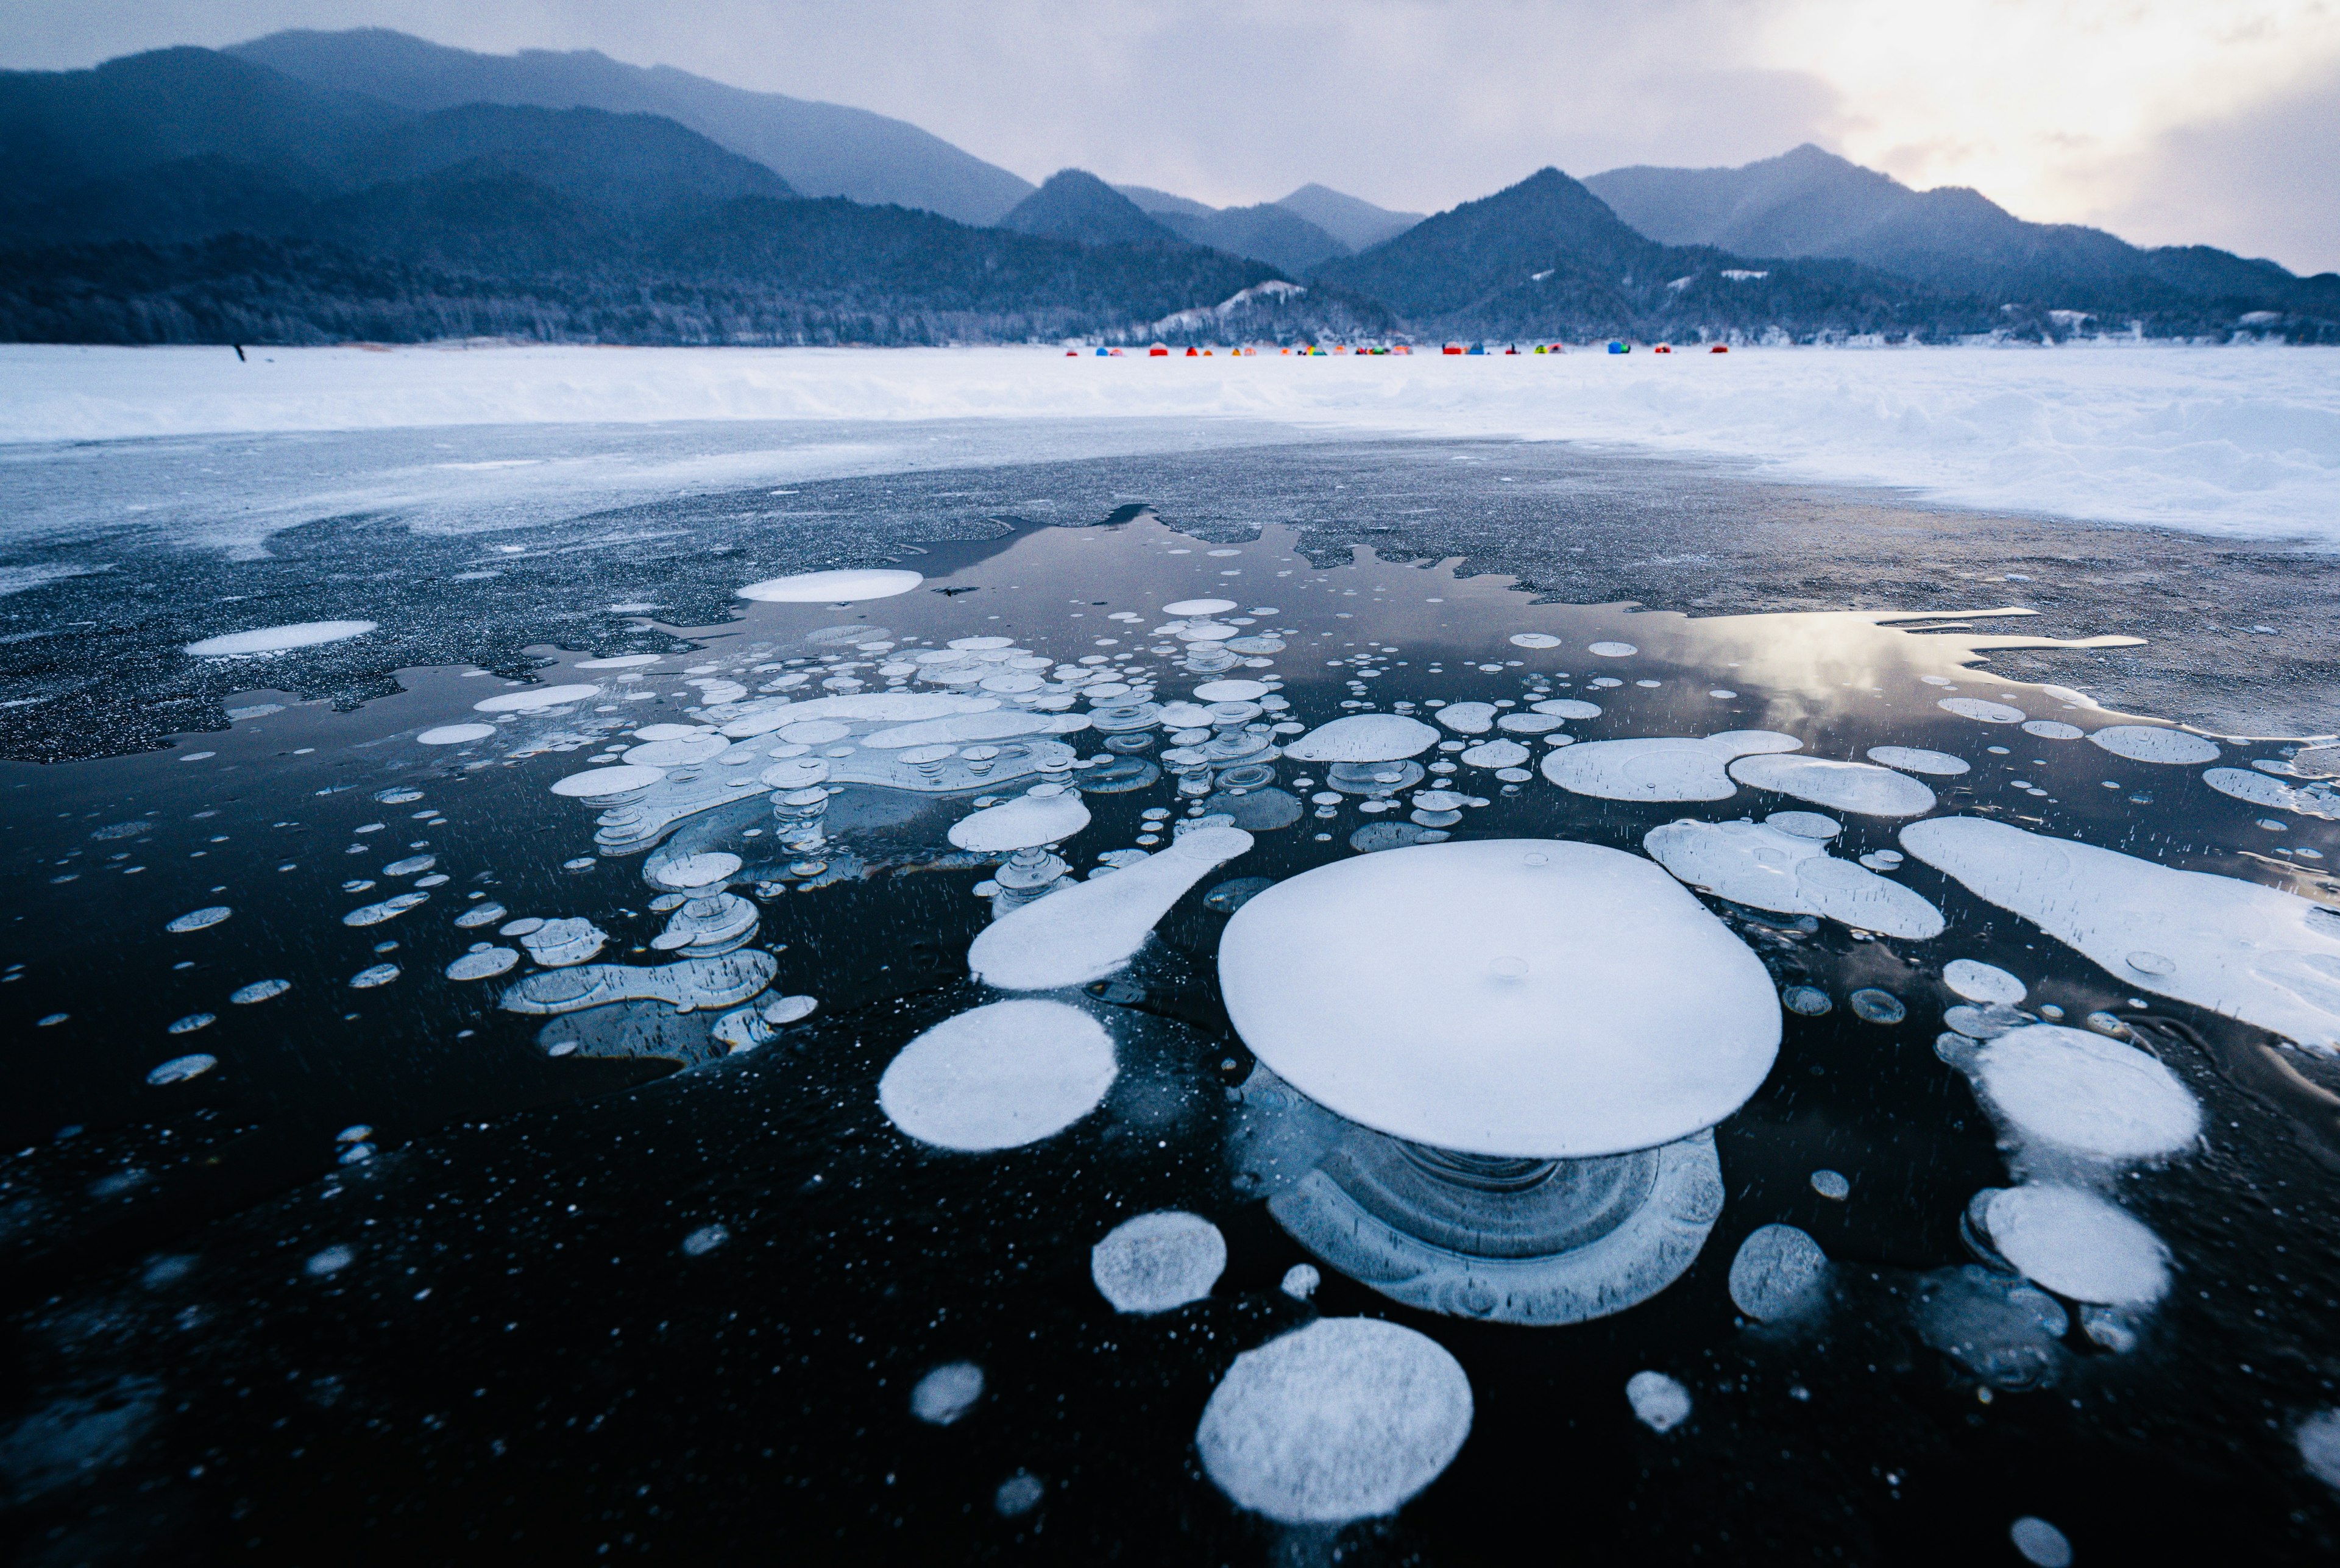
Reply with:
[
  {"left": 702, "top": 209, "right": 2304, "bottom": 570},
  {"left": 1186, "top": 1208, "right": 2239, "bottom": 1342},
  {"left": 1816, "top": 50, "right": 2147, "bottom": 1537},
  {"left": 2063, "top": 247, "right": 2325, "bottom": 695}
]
[
  {"left": 1625, "top": 1371, "right": 1692, "bottom": 1433},
  {"left": 2010, "top": 1517, "right": 2074, "bottom": 1568},
  {"left": 1218, "top": 840, "right": 1779, "bottom": 1158},
  {"left": 1541, "top": 731, "right": 1801, "bottom": 803},
  {"left": 2086, "top": 725, "right": 2219, "bottom": 765},
  {"left": 1433, "top": 702, "right": 1496, "bottom": 734},
  {"left": 1973, "top": 1025, "right": 2200, "bottom": 1161},
  {"left": 185, "top": 620, "right": 377, "bottom": 657},
  {"left": 1090, "top": 1210, "right": 1228, "bottom": 1314},
  {"left": 1645, "top": 820, "right": 1945, "bottom": 939},
  {"left": 1938, "top": 698, "right": 2026, "bottom": 724},
  {"left": 417, "top": 723, "right": 496, "bottom": 745},
  {"left": 968, "top": 826, "right": 1251, "bottom": 990},
  {"left": 1984, "top": 1185, "right": 2171, "bottom": 1305},
  {"left": 948, "top": 791, "right": 1091, "bottom": 853},
  {"left": 1195, "top": 1318, "right": 1472, "bottom": 1525},
  {"left": 475, "top": 684, "right": 600, "bottom": 712},
  {"left": 2299, "top": 1410, "right": 2340, "bottom": 1489},
  {"left": 910, "top": 1362, "right": 985, "bottom": 1425},
  {"left": 877, "top": 999, "right": 1116, "bottom": 1152},
  {"left": 736, "top": 569, "right": 923, "bottom": 602},
  {"left": 1945, "top": 960, "right": 2026, "bottom": 1005},
  {"left": 1901, "top": 816, "right": 2340, "bottom": 1051},
  {"left": 1726, "top": 755, "right": 1937, "bottom": 818},
  {"left": 1866, "top": 746, "right": 1970, "bottom": 776},
  {"left": 146, "top": 1054, "right": 216, "bottom": 1085},
  {"left": 1283, "top": 714, "right": 1441, "bottom": 763},
  {"left": 1728, "top": 1224, "right": 1829, "bottom": 1322},
  {"left": 166, "top": 906, "right": 231, "bottom": 933}
]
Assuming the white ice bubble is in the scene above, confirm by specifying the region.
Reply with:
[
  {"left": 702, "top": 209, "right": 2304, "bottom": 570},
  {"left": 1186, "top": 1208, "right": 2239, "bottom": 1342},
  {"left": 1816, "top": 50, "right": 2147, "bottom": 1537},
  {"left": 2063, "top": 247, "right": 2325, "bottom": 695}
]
[
  {"left": 229, "top": 979, "right": 289, "bottom": 1004},
  {"left": 2010, "top": 1517, "right": 2072, "bottom": 1568},
  {"left": 1509, "top": 633, "right": 1562, "bottom": 649},
  {"left": 1193, "top": 679, "right": 1271, "bottom": 702},
  {"left": 2204, "top": 767, "right": 2338, "bottom": 819},
  {"left": 2087, "top": 725, "right": 2220, "bottom": 765},
  {"left": 520, "top": 918, "right": 606, "bottom": 967},
  {"left": 1588, "top": 642, "right": 1638, "bottom": 657},
  {"left": 147, "top": 1054, "right": 217, "bottom": 1085},
  {"left": 1945, "top": 960, "right": 2026, "bottom": 1005},
  {"left": 737, "top": 569, "right": 922, "bottom": 602},
  {"left": 1626, "top": 1371, "right": 1692, "bottom": 1433},
  {"left": 1939, "top": 698, "right": 2026, "bottom": 723},
  {"left": 948, "top": 792, "right": 1092, "bottom": 853},
  {"left": 1644, "top": 820, "right": 1946, "bottom": 940},
  {"left": 185, "top": 620, "right": 377, "bottom": 657},
  {"left": 1434, "top": 702, "right": 1497, "bottom": 734},
  {"left": 1867, "top": 746, "right": 1970, "bottom": 776},
  {"left": 1531, "top": 699, "right": 1603, "bottom": 719},
  {"left": 1728, "top": 1224, "right": 1829, "bottom": 1321},
  {"left": 970, "top": 826, "right": 1252, "bottom": 990},
  {"left": 762, "top": 994, "right": 817, "bottom": 1025},
  {"left": 2299, "top": 1410, "right": 2340, "bottom": 1489},
  {"left": 878, "top": 999, "right": 1116, "bottom": 1152},
  {"left": 1494, "top": 712, "right": 1568, "bottom": 734},
  {"left": 1810, "top": 1169, "right": 1851, "bottom": 1199},
  {"left": 1280, "top": 1264, "right": 1321, "bottom": 1300},
  {"left": 2021, "top": 720, "right": 2085, "bottom": 740},
  {"left": 911, "top": 1361, "right": 985, "bottom": 1425},
  {"left": 865, "top": 711, "right": 1087, "bottom": 748},
  {"left": 1283, "top": 714, "right": 1442, "bottom": 763},
  {"left": 681, "top": 1223, "right": 729, "bottom": 1256},
  {"left": 350, "top": 963, "right": 399, "bottom": 988},
  {"left": 417, "top": 723, "right": 497, "bottom": 746},
  {"left": 475, "top": 684, "right": 600, "bottom": 712},
  {"left": 1219, "top": 840, "right": 1780, "bottom": 1157},
  {"left": 1974, "top": 1024, "right": 2201, "bottom": 1160},
  {"left": 1459, "top": 739, "right": 1531, "bottom": 769},
  {"left": 1541, "top": 731, "right": 1801, "bottom": 804},
  {"left": 445, "top": 948, "right": 519, "bottom": 981},
  {"left": 1985, "top": 1185, "right": 2171, "bottom": 1305},
  {"left": 1195, "top": 1318, "right": 1472, "bottom": 1525},
  {"left": 1766, "top": 811, "right": 1839, "bottom": 840},
  {"left": 1090, "top": 1211, "right": 1228, "bottom": 1314},
  {"left": 168, "top": 1013, "right": 214, "bottom": 1034},
  {"left": 342, "top": 893, "right": 428, "bottom": 926},
  {"left": 305, "top": 1244, "right": 354, "bottom": 1277},
  {"left": 550, "top": 764, "right": 665, "bottom": 798},
  {"left": 627, "top": 735, "right": 728, "bottom": 765},
  {"left": 574, "top": 655, "right": 664, "bottom": 669},
  {"left": 1902, "top": 816, "right": 2340, "bottom": 1051},
  {"left": 1727, "top": 754, "right": 1937, "bottom": 818},
  {"left": 1164, "top": 597, "right": 1238, "bottom": 615},
  {"left": 166, "top": 905, "right": 231, "bottom": 933}
]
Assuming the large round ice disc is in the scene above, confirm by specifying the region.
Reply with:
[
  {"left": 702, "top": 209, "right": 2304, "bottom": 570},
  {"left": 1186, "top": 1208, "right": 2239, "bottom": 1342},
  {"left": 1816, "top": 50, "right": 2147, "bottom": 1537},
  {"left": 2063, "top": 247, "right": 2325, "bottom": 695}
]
[
  {"left": 737, "top": 569, "right": 923, "bottom": 603},
  {"left": 1218, "top": 840, "right": 1781, "bottom": 1157}
]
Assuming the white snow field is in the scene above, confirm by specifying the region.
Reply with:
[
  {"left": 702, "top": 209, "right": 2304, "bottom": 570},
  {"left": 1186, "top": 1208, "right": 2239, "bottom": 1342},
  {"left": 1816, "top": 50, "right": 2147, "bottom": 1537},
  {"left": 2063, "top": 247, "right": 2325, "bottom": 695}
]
[{"left": 2, "top": 342, "right": 2337, "bottom": 542}]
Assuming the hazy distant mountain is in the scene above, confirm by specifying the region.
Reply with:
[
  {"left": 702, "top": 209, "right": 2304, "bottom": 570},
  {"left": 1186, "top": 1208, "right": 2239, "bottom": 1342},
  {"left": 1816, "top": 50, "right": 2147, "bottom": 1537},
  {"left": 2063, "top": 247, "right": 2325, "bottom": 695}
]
[
  {"left": 1111, "top": 183, "right": 1349, "bottom": 274},
  {"left": 1115, "top": 184, "right": 1217, "bottom": 221},
  {"left": 230, "top": 28, "right": 1034, "bottom": 225},
  {"left": 1586, "top": 144, "right": 2339, "bottom": 317},
  {"left": 996, "top": 171, "right": 1183, "bottom": 247},
  {"left": 1275, "top": 184, "right": 1424, "bottom": 252}
]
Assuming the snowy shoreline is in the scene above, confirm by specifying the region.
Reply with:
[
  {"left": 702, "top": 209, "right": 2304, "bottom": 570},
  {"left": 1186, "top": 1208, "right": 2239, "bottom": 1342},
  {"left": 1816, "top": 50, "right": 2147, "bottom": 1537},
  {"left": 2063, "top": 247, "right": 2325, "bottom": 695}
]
[{"left": 2, "top": 341, "right": 2336, "bottom": 544}]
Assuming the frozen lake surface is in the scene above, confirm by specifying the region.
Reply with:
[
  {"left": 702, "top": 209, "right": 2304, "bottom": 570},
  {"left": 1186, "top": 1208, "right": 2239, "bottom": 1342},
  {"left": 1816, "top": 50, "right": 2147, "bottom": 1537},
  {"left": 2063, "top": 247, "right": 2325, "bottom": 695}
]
[{"left": 1, "top": 405, "right": 2338, "bottom": 1563}]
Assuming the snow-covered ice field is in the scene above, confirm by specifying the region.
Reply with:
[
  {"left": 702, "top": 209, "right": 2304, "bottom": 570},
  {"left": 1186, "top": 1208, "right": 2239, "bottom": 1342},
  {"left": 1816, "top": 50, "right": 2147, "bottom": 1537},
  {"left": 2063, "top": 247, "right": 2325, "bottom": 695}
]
[{"left": 3, "top": 342, "right": 2338, "bottom": 543}]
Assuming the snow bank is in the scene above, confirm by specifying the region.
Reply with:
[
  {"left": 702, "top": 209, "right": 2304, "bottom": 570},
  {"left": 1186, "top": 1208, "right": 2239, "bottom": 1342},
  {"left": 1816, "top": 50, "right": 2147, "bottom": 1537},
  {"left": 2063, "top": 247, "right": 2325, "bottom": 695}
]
[{"left": 4, "top": 343, "right": 2337, "bottom": 542}]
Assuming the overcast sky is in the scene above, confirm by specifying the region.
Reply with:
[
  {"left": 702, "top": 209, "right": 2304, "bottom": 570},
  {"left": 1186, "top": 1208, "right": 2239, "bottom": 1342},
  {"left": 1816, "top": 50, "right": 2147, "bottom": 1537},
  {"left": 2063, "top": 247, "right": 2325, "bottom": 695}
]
[{"left": 7, "top": 0, "right": 2338, "bottom": 273}]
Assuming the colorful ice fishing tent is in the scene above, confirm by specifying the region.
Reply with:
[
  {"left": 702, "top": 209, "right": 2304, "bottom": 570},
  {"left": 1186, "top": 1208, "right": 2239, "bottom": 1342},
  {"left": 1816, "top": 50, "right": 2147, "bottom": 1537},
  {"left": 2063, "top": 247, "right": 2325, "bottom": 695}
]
[
  {"left": 1710, "top": 344, "right": 1729, "bottom": 353},
  {"left": 1149, "top": 344, "right": 1169, "bottom": 357},
  {"left": 1607, "top": 341, "right": 1629, "bottom": 355},
  {"left": 1653, "top": 344, "right": 1672, "bottom": 354}
]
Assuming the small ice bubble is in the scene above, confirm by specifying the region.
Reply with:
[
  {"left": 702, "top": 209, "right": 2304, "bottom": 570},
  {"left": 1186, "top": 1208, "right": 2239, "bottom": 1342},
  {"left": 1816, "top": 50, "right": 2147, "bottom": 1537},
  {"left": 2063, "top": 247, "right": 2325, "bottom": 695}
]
[
  {"left": 305, "top": 1244, "right": 354, "bottom": 1277},
  {"left": 1810, "top": 1169, "right": 1850, "bottom": 1199},
  {"left": 349, "top": 963, "right": 399, "bottom": 988},
  {"left": 454, "top": 903, "right": 506, "bottom": 929},
  {"left": 762, "top": 995, "right": 817, "bottom": 1025},
  {"left": 167, "top": 1013, "right": 215, "bottom": 1035},
  {"left": 2087, "top": 725, "right": 2218, "bottom": 765},
  {"left": 1728, "top": 1224, "right": 1829, "bottom": 1321},
  {"left": 2009, "top": 1517, "right": 2072, "bottom": 1567},
  {"left": 445, "top": 948, "right": 519, "bottom": 981},
  {"left": 878, "top": 999, "right": 1116, "bottom": 1151},
  {"left": 911, "top": 1361, "right": 985, "bottom": 1425},
  {"left": 1782, "top": 985, "right": 1832, "bottom": 1016},
  {"left": 383, "top": 855, "right": 436, "bottom": 877},
  {"left": 1848, "top": 988, "right": 1906, "bottom": 1024},
  {"left": 994, "top": 1472, "right": 1045, "bottom": 1517},
  {"left": 1626, "top": 1371, "right": 1692, "bottom": 1433},
  {"left": 1280, "top": 1263, "right": 1320, "bottom": 1300},
  {"left": 1984, "top": 1185, "right": 2170, "bottom": 1305},
  {"left": 1974, "top": 1024, "right": 2199, "bottom": 1160},
  {"left": 146, "top": 1054, "right": 217, "bottom": 1085},
  {"left": 166, "top": 905, "right": 232, "bottom": 933},
  {"left": 681, "top": 1223, "right": 729, "bottom": 1257},
  {"left": 229, "top": 979, "right": 289, "bottom": 1005},
  {"left": 1944, "top": 960, "right": 2026, "bottom": 1005},
  {"left": 1509, "top": 633, "right": 1562, "bottom": 648},
  {"left": 1091, "top": 1211, "right": 1227, "bottom": 1314}
]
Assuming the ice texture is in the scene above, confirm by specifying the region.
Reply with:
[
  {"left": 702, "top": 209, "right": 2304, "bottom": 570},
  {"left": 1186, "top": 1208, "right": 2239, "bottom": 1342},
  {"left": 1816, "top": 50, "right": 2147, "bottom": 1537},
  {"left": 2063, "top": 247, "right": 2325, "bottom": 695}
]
[
  {"left": 1728, "top": 1224, "right": 1829, "bottom": 1321},
  {"left": 877, "top": 999, "right": 1116, "bottom": 1152},
  {"left": 1945, "top": 959, "right": 2027, "bottom": 1004},
  {"left": 1625, "top": 1371, "right": 1692, "bottom": 1433},
  {"left": 1726, "top": 755, "right": 1937, "bottom": 818},
  {"left": 1645, "top": 820, "right": 1945, "bottom": 938},
  {"left": 1089, "top": 1211, "right": 1228, "bottom": 1314},
  {"left": 1901, "top": 816, "right": 2340, "bottom": 1050},
  {"left": 910, "top": 1362, "right": 985, "bottom": 1425},
  {"left": 948, "top": 792, "right": 1092, "bottom": 853},
  {"left": 736, "top": 569, "right": 922, "bottom": 602},
  {"left": 1866, "top": 746, "right": 1970, "bottom": 776},
  {"left": 968, "top": 826, "right": 1252, "bottom": 990},
  {"left": 1985, "top": 1185, "right": 2171, "bottom": 1305},
  {"left": 2087, "top": 725, "right": 2220, "bottom": 764},
  {"left": 475, "top": 684, "right": 600, "bottom": 712},
  {"left": 1974, "top": 1024, "right": 2201, "bottom": 1160},
  {"left": 1218, "top": 840, "right": 1780, "bottom": 1158},
  {"left": 1284, "top": 714, "right": 1441, "bottom": 763},
  {"left": 1541, "top": 731, "right": 1801, "bottom": 803},
  {"left": 1194, "top": 1318, "right": 1472, "bottom": 1525},
  {"left": 185, "top": 620, "right": 376, "bottom": 656}
]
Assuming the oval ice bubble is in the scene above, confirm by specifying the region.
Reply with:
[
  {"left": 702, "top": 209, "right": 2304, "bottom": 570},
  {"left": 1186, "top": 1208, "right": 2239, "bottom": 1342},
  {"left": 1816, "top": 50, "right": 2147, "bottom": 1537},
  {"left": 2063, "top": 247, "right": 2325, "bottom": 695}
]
[
  {"left": 1984, "top": 1185, "right": 2171, "bottom": 1305},
  {"left": 1163, "top": 597, "right": 1237, "bottom": 616},
  {"left": 1283, "top": 714, "right": 1442, "bottom": 763},
  {"left": 1433, "top": 702, "right": 1497, "bottom": 734},
  {"left": 1728, "top": 1224, "right": 1829, "bottom": 1321},
  {"left": 1090, "top": 1211, "right": 1228, "bottom": 1314},
  {"left": 947, "top": 792, "right": 1092, "bottom": 853},
  {"left": 2087, "top": 725, "right": 2219, "bottom": 765},
  {"left": 185, "top": 620, "right": 377, "bottom": 657},
  {"left": 1509, "top": 633, "right": 1562, "bottom": 649},
  {"left": 736, "top": 568, "right": 923, "bottom": 602},
  {"left": 1938, "top": 698, "right": 2026, "bottom": 723},
  {"left": 1626, "top": 1371, "right": 1692, "bottom": 1433},
  {"left": 968, "top": 826, "right": 1252, "bottom": 991},
  {"left": 417, "top": 722, "right": 497, "bottom": 745},
  {"left": 166, "top": 905, "right": 231, "bottom": 933},
  {"left": 877, "top": 999, "right": 1117, "bottom": 1152},
  {"left": 550, "top": 764, "right": 665, "bottom": 798},
  {"left": 1588, "top": 642, "right": 1637, "bottom": 657},
  {"left": 910, "top": 1362, "right": 985, "bottom": 1425},
  {"left": 475, "top": 684, "right": 600, "bottom": 712},
  {"left": 1866, "top": 746, "right": 1970, "bottom": 776},
  {"left": 1973, "top": 1024, "right": 2200, "bottom": 1160},
  {"left": 147, "top": 1054, "right": 218, "bottom": 1085},
  {"left": 1542, "top": 731, "right": 1799, "bottom": 803},
  {"left": 1194, "top": 1318, "right": 1472, "bottom": 1525},
  {"left": 1944, "top": 960, "right": 2026, "bottom": 1005},
  {"left": 1727, "top": 754, "right": 1937, "bottom": 818}
]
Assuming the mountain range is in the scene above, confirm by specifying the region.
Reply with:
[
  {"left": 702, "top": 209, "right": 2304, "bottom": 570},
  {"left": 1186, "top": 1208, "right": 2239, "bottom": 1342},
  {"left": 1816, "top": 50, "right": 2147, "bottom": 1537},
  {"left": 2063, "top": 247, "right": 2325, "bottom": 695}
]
[{"left": 2, "top": 29, "right": 2334, "bottom": 347}]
